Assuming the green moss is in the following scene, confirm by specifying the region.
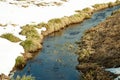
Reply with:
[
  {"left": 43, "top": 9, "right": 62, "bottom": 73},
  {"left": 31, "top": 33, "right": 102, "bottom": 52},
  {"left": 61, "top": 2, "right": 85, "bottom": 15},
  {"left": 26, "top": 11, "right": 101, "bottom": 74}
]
[
  {"left": 20, "top": 25, "right": 40, "bottom": 40},
  {"left": 11, "top": 75, "right": 35, "bottom": 80},
  {"left": 20, "top": 39, "right": 42, "bottom": 52},
  {"left": 0, "top": 33, "right": 21, "bottom": 42},
  {"left": 15, "top": 56, "right": 26, "bottom": 69},
  {"left": 48, "top": 18, "right": 63, "bottom": 31}
]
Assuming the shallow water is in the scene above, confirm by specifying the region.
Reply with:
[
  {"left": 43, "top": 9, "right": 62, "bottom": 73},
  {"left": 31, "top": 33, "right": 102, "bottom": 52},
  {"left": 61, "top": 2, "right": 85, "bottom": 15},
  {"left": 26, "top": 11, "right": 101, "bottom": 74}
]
[{"left": 14, "top": 5, "right": 120, "bottom": 80}]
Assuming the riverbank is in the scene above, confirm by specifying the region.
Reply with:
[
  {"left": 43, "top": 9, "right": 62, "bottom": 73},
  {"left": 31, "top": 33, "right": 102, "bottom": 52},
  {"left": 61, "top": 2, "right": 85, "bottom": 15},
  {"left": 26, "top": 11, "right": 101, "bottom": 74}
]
[
  {"left": 76, "top": 9, "right": 120, "bottom": 80},
  {"left": 0, "top": 0, "right": 120, "bottom": 79}
]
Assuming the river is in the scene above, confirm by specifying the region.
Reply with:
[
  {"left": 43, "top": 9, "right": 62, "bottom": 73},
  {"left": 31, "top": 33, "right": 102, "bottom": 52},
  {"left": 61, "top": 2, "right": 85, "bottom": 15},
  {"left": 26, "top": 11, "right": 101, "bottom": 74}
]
[{"left": 14, "top": 5, "right": 120, "bottom": 80}]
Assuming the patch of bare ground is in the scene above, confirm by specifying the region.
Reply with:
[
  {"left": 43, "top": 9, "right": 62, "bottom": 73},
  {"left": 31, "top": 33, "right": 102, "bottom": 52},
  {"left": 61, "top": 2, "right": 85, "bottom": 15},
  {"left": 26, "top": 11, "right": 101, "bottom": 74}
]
[{"left": 76, "top": 9, "right": 120, "bottom": 80}]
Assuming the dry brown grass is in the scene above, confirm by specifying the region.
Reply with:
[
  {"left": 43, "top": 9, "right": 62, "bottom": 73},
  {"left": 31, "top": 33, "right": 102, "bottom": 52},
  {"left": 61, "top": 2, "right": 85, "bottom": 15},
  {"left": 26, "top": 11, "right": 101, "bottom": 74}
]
[{"left": 76, "top": 9, "right": 120, "bottom": 80}]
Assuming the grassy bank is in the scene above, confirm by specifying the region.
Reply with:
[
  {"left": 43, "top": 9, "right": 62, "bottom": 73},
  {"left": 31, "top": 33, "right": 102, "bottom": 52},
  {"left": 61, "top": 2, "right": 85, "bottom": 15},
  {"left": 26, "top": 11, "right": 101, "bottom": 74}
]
[{"left": 76, "top": 9, "right": 120, "bottom": 80}]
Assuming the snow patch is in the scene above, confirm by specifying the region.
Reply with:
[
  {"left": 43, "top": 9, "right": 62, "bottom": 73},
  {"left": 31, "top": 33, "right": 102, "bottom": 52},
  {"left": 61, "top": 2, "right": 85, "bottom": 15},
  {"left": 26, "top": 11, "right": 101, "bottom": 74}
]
[
  {"left": 0, "top": 38, "right": 24, "bottom": 75},
  {"left": 106, "top": 67, "right": 120, "bottom": 74},
  {"left": 36, "top": 27, "right": 46, "bottom": 34},
  {"left": 106, "top": 67, "right": 120, "bottom": 80},
  {"left": 114, "top": 76, "right": 120, "bottom": 80}
]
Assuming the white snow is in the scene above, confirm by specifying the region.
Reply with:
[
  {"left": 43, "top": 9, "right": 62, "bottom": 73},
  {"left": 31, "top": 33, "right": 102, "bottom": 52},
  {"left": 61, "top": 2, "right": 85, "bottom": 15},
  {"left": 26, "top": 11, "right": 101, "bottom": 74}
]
[
  {"left": 115, "top": 76, "right": 120, "bottom": 80},
  {"left": 0, "top": 0, "right": 117, "bottom": 76},
  {"left": 106, "top": 67, "right": 120, "bottom": 80},
  {"left": 36, "top": 27, "right": 46, "bottom": 34},
  {"left": 106, "top": 67, "right": 120, "bottom": 74},
  {"left": 0, "top": 38, "right": 24, "bottom": 75}
]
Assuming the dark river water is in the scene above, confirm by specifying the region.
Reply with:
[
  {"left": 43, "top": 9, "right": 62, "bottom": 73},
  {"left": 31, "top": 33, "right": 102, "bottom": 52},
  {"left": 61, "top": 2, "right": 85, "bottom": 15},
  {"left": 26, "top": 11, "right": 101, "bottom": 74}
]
[{"left": 14, "top": 5, "right": 120, "bottom": 80}]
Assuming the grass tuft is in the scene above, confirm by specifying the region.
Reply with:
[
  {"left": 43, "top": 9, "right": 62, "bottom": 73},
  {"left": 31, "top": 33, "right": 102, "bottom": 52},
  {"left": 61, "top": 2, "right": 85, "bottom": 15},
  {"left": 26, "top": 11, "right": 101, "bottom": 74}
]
[
  {"left": 20, "top": 25, "right": 40, "bottom": 40},
  {"left": 20, "top": 39, "right": 42, "bottom": 53},
  {"left": 15, "top": 56, "right": 26, "bottom": 69},
  {"left": 0, "top": 33, "right": 21, "bottom": 42}
]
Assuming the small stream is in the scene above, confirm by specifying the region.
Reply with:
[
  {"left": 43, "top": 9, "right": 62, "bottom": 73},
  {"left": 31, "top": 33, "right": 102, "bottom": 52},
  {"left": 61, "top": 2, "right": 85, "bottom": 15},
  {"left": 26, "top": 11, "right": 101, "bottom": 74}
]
[{"left": 14, "top": 5, "right": 120, "bottom": 80}]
